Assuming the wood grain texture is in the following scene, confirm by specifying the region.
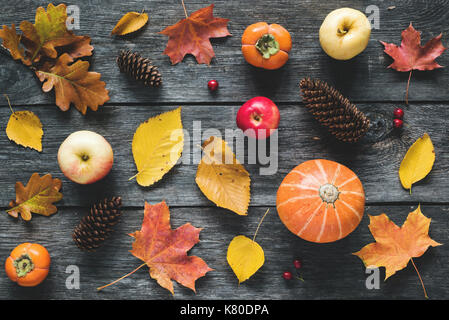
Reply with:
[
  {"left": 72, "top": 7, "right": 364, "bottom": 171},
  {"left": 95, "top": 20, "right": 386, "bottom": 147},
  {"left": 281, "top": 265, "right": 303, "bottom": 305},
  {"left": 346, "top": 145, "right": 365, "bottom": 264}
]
[
  {"left": 0, "top": 103, "right": 446, "bottom": 207},
  {"left": 0, "top": 0, "right": 448, "bottom": 300},
  {"left": 0, "top": 205, "right": 446, "bottom": 300},
  {"left": 0, "top": 0, "right": 449, "bottom": 105}
]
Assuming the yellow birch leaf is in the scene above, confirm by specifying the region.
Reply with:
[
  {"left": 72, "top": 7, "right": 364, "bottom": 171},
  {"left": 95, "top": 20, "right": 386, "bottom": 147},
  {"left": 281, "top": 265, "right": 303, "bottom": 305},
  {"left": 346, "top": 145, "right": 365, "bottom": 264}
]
[
  {"left": 6, "top": 110, "right": 43, "bottom": 152},
  {"left": 131, "top": 107, "right": 183, "bottom": 187},
  {"left": 227, "top": 235, "right": 264, "bottom": 283},
  {"left": 195, "top": 136, "right": 250, "bottom": 215},
  {"left": 111, "top": 11, "right": 148, "bottom": 35},
  {"left": 399, "top": 133, "right": 435, "bottom": 192}
]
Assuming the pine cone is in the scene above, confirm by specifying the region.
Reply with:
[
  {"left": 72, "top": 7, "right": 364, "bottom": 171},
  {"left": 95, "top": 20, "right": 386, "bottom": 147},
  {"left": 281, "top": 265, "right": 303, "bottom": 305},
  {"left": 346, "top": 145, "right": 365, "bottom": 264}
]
[
  {"left": 73, "top": 197, "right": 123, "bottom": 252},
  {"left": 299, "top": 78, "right": 370, "bottom": 143},
  {"left": 117, "top": 50, "right": 162, "bottom": 87}
]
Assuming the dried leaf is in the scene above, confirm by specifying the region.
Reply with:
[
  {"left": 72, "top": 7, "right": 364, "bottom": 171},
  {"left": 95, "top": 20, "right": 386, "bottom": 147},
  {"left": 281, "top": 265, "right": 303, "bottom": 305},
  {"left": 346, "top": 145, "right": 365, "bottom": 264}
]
[
  {"left": 6, "top": 110, "right": 43, "bottom": 152},
  {"left": 195, "top": 136, "right": 250, "bottom": 215},
  {"left": 381, "top": 23, "right": 446, "bottom": 103},
  {"left": 160, "top": 4, "right": 231, "bottom": 65},
  {"left": 0, "top": 24, "right": 27, "bottom": 64},
  {"left": 111, "top": 11, "right": 148, "bottom": 35},
  {"left": 353, "top": 206, "right": 441, "bottom": 297},
  {"left": 399, "top": 133, "right": 435, "bottom": 192},
  {"left": 131, "top": 107, "right": 183, "bottom": 187},
  {"left": 129, "top": 201, "right": 212, "bottom": 294},
  {"left": 7, "top": 173, "right": 62, "bottom": 221},
  {"left": 36, "top": 53, "right": 110, "bottom": 114},
  {"left": 227, "top": 235, "right": 264, "bottom": 283}
]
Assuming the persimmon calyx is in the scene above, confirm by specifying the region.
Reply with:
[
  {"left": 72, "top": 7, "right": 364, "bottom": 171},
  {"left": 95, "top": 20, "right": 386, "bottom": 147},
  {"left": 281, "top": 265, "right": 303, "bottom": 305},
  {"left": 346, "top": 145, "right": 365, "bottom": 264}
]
[
  {"left": 255, "top": 34, "right": 280, "bottom": 59},
  {"left": 13, "top": 254, "right": 35, "bottom": 277},
  {"left": 319, "top": 183, "right": 340, "bottom": 204}
]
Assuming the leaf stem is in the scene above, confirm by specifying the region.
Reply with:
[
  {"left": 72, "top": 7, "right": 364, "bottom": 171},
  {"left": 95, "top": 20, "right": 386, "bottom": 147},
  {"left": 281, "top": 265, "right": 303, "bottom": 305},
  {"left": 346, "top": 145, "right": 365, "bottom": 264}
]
[
  {"left": 405, "top": 70, "right": 412, "bottom": 105},
  {"left": 181, "top": 0, "right": 188, "bottom": 18},
  {"left": 3, "top": 94, "right": 14, "bottom": 113},
  {"left": 252, "top": 209, "right": 270, "bottom": 242},
  {"left": 410, "top": 258, "right": 428, "bottom": 299},
  {"left": 97, "top": 262, "right": 147, "bottom": 291}
]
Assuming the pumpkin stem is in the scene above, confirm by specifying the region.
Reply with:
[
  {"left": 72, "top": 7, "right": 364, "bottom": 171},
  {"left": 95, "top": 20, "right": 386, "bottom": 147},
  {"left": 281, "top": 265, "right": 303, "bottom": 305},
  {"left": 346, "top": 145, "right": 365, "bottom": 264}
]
[
  {"left": 319, "top": 183, "right": 340, "bottom": 204},
  {"left": 255, "top": 34, "right": 280, "bottom": 59}
]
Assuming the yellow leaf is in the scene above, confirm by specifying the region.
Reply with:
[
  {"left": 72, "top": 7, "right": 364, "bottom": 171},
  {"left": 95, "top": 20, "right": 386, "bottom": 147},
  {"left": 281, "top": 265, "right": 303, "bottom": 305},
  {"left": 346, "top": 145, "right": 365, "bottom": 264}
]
[
  {"left": 399, "top": 133, "right": 435, "bottom": 192},
  {"left": 6, "top": 110, "right": 43, "bottom": 152},
  {"left": 227, "top": 235, "right": 264, "bottom": 283},
  {"left": 131, "top": 107, "right": 183, "bottom": 187},
  {"left": 195, "top": 136, "right": 250, "bottom": 215},
  {"left": 111, "top": 11, "right": 148, "bottom": 35}
]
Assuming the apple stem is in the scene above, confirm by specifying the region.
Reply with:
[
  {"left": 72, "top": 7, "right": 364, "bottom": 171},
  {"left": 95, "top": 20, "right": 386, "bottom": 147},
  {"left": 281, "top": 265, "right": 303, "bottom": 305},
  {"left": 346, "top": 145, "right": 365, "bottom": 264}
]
[
  {"left": 410, "top": 258, "right": 428, "bottom": 299},
  {"left": 252, "top": 209, "right": 270, "bottom": 242},
  {"left": 97, "top": 262, "right": 147, "bottom": 291},
  {"left": 405, "top": 70, "right": 412, "bottom": 105}
]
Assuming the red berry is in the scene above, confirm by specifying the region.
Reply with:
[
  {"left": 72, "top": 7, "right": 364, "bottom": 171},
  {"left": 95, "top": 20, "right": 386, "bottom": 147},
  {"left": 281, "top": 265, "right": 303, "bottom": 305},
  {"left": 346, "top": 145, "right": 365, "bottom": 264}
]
[
  {"left": 393, "top": 118, "right": 403, "bottom": 129},
  {"left": 293, "top": 260, "right": 302, "bottom": 269},
  {"left": 393, "top": 108, "right": 404, "bottom": 119},
  {"left": 283, "top": 271, "right": 292, "bottom": 280},
  {"left": 208, "top": 80, "right": 219, "bottom": 91}
]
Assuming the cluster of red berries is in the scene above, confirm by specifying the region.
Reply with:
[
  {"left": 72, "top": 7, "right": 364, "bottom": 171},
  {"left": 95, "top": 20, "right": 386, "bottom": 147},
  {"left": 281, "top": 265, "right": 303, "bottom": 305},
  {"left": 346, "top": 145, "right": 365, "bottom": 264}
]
[
  {"left": 283, "top": 259, "right": 303, "bottom": 280},
  {"left": 393, "top": 107, "right": 404, "bottom": 129}
]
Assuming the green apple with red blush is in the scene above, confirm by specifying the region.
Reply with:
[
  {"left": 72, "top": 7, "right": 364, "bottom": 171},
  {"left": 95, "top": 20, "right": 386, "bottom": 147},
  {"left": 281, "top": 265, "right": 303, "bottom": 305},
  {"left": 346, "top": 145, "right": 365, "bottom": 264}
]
[{"left": 57, "top": 130, "right": 113, "bottom": 184}]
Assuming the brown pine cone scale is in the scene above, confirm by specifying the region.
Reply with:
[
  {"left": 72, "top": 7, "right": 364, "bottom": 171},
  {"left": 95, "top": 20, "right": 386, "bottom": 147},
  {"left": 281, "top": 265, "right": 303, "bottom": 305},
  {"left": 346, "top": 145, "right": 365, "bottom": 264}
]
[
  {"left": 300, "top": 78, "right": 370, "bottom": 143},
  {"left": 73, "top": 197, "right": 123, "bottom": 252},
  {"left": 117, "top": 50, "right": 162, "bottom": 87}
]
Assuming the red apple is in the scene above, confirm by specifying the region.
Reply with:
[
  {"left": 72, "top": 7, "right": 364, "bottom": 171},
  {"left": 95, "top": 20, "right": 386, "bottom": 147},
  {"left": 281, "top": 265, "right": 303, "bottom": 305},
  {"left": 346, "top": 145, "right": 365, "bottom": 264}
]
[
  {"left": 57, "top": 130, "right": 113, "bottom": 184},
  {"left": 236, "top": 96, "right": 280, "bottom": 139}
]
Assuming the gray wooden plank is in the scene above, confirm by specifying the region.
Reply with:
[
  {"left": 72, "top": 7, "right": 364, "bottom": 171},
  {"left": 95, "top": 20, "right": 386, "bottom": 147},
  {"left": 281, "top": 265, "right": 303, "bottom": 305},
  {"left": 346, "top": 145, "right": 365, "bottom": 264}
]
[
  {"left": 0, "top": 103, "right": 446, "bottom": 207},
  {"left": 0, "top": 204, "right": 445, "bottom": 299},
  {"left": 1, "top": 0, "right": 449, "bottom": 105}
]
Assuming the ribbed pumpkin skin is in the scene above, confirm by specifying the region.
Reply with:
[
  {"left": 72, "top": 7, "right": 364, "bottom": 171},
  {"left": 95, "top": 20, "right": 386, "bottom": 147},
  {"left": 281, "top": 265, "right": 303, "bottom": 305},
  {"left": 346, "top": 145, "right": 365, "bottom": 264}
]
[{"left": 276, "top": 159, "right": 365, "bottom": 243}]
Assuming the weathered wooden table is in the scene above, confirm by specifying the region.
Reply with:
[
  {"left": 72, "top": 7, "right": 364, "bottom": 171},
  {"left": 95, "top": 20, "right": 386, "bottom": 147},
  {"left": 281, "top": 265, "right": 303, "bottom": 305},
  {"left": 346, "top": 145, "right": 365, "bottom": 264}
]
[{"left": 0, "top": 0, "right": 448, "bottom": 300}]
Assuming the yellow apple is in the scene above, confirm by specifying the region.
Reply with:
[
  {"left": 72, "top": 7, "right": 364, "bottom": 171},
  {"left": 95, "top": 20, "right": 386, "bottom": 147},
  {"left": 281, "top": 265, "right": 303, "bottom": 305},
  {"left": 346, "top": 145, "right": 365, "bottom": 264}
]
[
  {"left": 319, "top": 8, "right": 371, "bottom": 60},
  {"left": 58, "top": 130, "right": 113, "bottom": 184}
]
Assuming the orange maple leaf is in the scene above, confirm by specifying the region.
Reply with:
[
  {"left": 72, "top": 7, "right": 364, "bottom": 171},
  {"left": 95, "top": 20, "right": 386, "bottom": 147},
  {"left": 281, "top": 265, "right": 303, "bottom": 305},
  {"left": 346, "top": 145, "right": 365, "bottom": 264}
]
[
  {"left": 160, "top": 4, "right": 231, "bottom": 65},
  {"left": 353, "top": 205, "right": 441, "bottom": 298},
  {"left": 125, "top": 201, "right": 212, "bottom": 294}
]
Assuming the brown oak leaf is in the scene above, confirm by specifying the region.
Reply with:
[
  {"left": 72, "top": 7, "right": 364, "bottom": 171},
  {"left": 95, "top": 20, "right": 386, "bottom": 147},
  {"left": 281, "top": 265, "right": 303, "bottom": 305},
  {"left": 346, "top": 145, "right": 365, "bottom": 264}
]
[
  {"left": 129, "top": 201, "right": 212, "bottom": 294},
  {"left": 160, "top": 4, "right": 231, "bottom": 65},
  {"left": 381, "top": 23, "right": 446, "bottom": 104},
  {"left": 36, "top": 53, "right": 109, "bottom": 114},
  {"left": 353, "top": 206, "right": 441, "bottom": 298},
  {"left": 7, "top": 173, "right": 63, "bottom": 221},
  {"left": 0, "top": 24, "right": 27, "bottom": 64}
]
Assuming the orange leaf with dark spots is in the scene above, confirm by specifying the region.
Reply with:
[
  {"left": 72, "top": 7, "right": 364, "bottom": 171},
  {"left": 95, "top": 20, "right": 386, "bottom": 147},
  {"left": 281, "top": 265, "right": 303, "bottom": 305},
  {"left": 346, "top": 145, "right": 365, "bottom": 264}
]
[
  {"left": 160, "top": 4, "right": 231, "bottom": 65},
  {"left": 353, "top": 206, "right": 441, "bottom": 298},
  {"left": 129, "top": 201, "right": 212, "bottom": 294}
]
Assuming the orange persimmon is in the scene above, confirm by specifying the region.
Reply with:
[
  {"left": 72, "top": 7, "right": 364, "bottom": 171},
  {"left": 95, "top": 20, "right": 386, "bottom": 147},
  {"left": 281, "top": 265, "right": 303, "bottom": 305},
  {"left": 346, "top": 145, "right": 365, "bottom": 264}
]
[
  {"left": 277, "top": 159, "right": 365, "bottom": 243},
  {"left": 241, "top": 22, "right": 292, "bottom": 70},
  {"left": 5, "top": 243, "right": 51, "bottom": 287}
]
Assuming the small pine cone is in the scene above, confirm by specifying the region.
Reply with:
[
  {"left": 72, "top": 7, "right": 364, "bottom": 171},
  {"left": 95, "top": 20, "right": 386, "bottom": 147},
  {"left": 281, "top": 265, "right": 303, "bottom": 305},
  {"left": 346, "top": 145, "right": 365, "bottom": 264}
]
[
  {"left": 73, "top": 197, "right": 123, "bottom": 252},
  {"left": 299, "top": 78, "right": 370, "bottom": 143},
  {"left": 117, "top": 50, "right": 162, "bottom": 87}
]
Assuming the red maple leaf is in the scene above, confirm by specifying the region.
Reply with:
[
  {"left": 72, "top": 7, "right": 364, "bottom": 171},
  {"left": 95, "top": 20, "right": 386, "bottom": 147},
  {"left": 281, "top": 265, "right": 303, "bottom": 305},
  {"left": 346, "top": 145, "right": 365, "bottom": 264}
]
[
  {"left": 98, "top": 201, "right": 212, "bottom": 294},
  {"left": 160, "top": 4, "right": 231, "bottom": 65},
  {"left": 381, "top": 23, "right": 446, "bottom": 104}
]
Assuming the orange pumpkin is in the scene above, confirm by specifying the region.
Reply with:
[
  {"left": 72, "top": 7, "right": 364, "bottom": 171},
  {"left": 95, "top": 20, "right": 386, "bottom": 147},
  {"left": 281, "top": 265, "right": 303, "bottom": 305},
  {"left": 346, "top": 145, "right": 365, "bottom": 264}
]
[
  {"left": 5, "top": 243, "right": 51, "bottom": 287},
  {"left": 241, "top": 22, "right": 292, "bottom": 70},
  {"left": 276, "top": 159, "right": 365, "bottom": 243}
]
